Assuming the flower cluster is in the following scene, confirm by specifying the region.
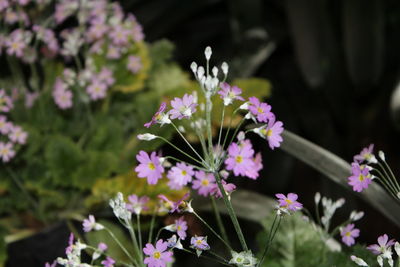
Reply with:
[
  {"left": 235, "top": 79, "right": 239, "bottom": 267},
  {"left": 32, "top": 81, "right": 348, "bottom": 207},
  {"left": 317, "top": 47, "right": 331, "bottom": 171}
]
[{"left": 0, "top": 89, "right": 28, "bottom": 163}]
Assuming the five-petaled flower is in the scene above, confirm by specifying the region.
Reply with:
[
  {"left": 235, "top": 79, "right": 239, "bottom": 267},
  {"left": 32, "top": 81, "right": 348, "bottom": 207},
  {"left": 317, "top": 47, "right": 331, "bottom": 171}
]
[
  {"left": 218, "top": 82, "right": 244, "bottom": 106},
  {"left": 367, "top": 234, "right": 396, "bottom": 256},
  {"left": 143, "top": 239, "right": 173, "bottom": 267},
  {"left": 275, "top": 193, "right": 302, "bottom": 212},
  {"left": 169, "top": 94, "right": 197, "bottom": 120},
  {"left": 348, "top": 163, "right": 373, "bottom": 192},
  {"left": 135, "top": 151, "right": 164, "bottom": 185},
  {"left": 248, "top": 96, "right": 274, "bottom": 123},
  {"left": 340, "top": 224, "right": 360, "bottom": 247}
]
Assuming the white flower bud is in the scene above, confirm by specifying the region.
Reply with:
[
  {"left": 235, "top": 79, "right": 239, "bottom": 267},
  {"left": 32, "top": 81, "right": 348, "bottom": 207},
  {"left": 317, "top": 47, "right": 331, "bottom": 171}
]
[
  {"left": 240, "top": 102, "right": 249, "bottom": 110},
  {"left": 395, "top": 242, "right": 400, "bottom": 257},
  {"left": 377, "top": 255, "right": 383, "bottom": 267},
  {"left": 314, "top": 192, "right": 321, "bottom": 205},
  {"left": 350, "top": 211, "right": 364, "bottom": 221},
  {"left": 190, "top": 62, "right": 198, "bottom": 74},
  {"left": 237, "top": 131, "right": 245, "bottom": 141},
  {"left": 178, "top": 126, "right": 186, "bottom": 133},
  {"left": 221, "top": 62, "right": 229, "bottom": 75},
  {"left": 197, "top": 66, "right": 205, "bottom": 80},
  {"left": 204, "top": 46, "right": 212, "bottom": 60},
  {"left": 212, "top": 66, "right": 218, "bottom": 77},
  {"left": 219, "top": 170, "right": 229, "bottom": 179},
  {"left": 137, "top": 133, "right": 157, "bottom": 141},
  {"left": 379, "top": 150, "right": 385, "bottom": 161},
  {"left": 350, "top": 255, "right": 369, "bottom": 266}
]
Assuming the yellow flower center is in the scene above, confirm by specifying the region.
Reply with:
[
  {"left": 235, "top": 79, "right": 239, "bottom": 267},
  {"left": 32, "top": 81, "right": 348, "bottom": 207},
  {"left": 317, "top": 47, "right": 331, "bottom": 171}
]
[
  {"left": 94, "top": 86, "right": 101, "bottom": 92},
  {"left": 11, "top": 42, "right": 20, "bottom": 50},
  {"left": 358, "top": 174, "right": 364, "bottom": 181},
  {"left": 148, "top": 163, "right": 155, "bottom": 170},
  {"left": 285, "top": 199, "right": 293, "bottom": 205},
  {"left": 345, "top": 232, "right": 351, "bottom": 237},
  {"left": 181, "top": 170, "right": 187, "bottom": 176},
  {"left": 201, "top": 179, "right": 209, "bottom": 186},
  {"left": 0, "top": 148, "right": 8, "bottom": 155},
  {"left": 266, "top": 129, "right": 273, "bottom": 137},
  {"left": 177, "top": 225, "right": 182, "bottom": 231},
  {"left": 153, "top": 251, "right": 161, "bottom": 259},
  {"left": 257, "top": 107, "right": 264, "bottom": 114},
  {"left": 228, "top": 91, "right": 236, "bottom": 98},
  {"left": 235, "top": 156, "right": 243, "bottom": 163},
  {"left": 196, "top": 239, "right": 203, "bottom": 245}
]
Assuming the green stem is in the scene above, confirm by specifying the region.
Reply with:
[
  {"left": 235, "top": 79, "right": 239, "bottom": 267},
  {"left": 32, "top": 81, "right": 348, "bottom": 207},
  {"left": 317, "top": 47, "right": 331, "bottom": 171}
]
[
  {"left": 210, "top": 196, "right": 230, "bottom": 247},
  {"left": 157, "top": 136, "right": 205, "bottom": 166},
  {"left": 257, "top": 216, "right": 281, "bottom": 267},
  {"left": 213, "top": 172, "right": 248, "bottom": 251},
  {"left": 182, "top": 248, "right": 231, "bottom": 266},
  {"left": 127, "top": 220, "right": 143, "bottom": 263},
  {"left": 105, "top": 227, "right": 138, "bottom": 265},
  {"left": 192, "top": 211, "right": 232, "bottom": 251},
  {"left": 373, "top": 168, "right": 399, "bottom": 199},
  {"left": 217, "top": 105, "right": 226, "bottom": 151},
  {"left": 205, "top": 97, "right": 214, "bottom": 164},
  {"left": 148, "top": 208, "right": 157, "bottom": 244},
  {"left": 164, "top": 156, "right": 207, "bottom": 171},
  {"left": 137, "top": 214, "right": 142, "bottom": 252},
  {"left": 379, "top": 160, "right": 400, "bottom": 192}
]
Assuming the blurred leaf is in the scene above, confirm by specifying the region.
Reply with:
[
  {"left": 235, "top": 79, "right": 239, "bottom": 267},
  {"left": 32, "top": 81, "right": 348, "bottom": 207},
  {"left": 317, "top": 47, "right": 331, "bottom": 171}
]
[
  {"left": 148, "top": 39, "right": 174, "bottom": 70},
  {"left": 148, "top": 63, "right": 191, "bottom": 95}
]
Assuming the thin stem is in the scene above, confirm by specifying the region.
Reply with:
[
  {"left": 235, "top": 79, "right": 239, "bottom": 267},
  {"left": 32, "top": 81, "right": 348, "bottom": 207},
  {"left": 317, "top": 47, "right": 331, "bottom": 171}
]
[
  {"left": 213, "top": 172, "right": 248, "bottom": 251},
  {"left": 171, "top": 122, "right": 207, "bottom": 166},
  {"left": 182, "top": 248, "right": 231, "bottom": 266},
  {"left": 105, "top": 227, "right": 138, "bottom": 265},
  {"left": 217, "top": 106, "right": 226, "bottom": 150},
  {"left": 127, "top": 220, "right": 142, "bottom": 263},
  {"left": 379, "top": 160, "right": 400, "bottom": 192},
  {"left": 210, "top": 196, "right": 230, "bottom": 247},
  {"left": 137, "top": 214, "right": 142, "bottom": 252},
  {"left": 373, "top": 168, "right": 399, "bottom": 199},
  {"left": 148, "top": 208, "right": 157, "bottom": 244},
  {"left": 157, "top": 136, "right": 204, "bottom": 166},
  {"left": 164, "top": 156, "right": 207, "bottom": 171},
  {"left": 205, "top": 97, "right": 214, "bottom": 165},
  {"left": 376, "top": 163, "right": 398, "bottom": 195},
  {"left": 257, "top": 216, "right": 281, "bottom": 267},
  {"left": 192, "top": 211, "right": 232, "bottom": 251}
]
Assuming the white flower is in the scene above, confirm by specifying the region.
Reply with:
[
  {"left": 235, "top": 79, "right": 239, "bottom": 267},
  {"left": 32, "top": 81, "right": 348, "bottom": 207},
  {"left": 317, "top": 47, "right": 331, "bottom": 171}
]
[
  {"left": 221, "top": 62, "right": 229, "bottom": 75},
  {"left": 379, "top": 150, "right": 385, "bottom": 161},
  {"left": 212, "top": 66, "right": 218, "bottom": 77},
  {"left": 197, "top": 66, "right": 205, "bottom": 80},
  {"left": 350, "top": 255, "right": 369, "bottom": 266},
  {"left": 240, "top": 102, "right": 249, "bottom": 110},
  {"left": 229, "top": 251, "right": 258, "bottom": 267},
  {"left": 377, "top": 255, "right": 383, "bottom": 267},
  {"left": 204, "top": 46, "right": 212, "bottom": 60},
  {"left": 314, "top": 192, "right": 321, "bottom": 205},
  {"left": 137, "top": 133, "right": 157, "bottom": 141},
  {"left": 395, "top": 242, "right": 400, "bottom": 257},
  {"left": 109, "top": 192, "right": 131, "bottom": 221},
  {"left": 350, "top": 210, "right": 364, "bottom": 221},
  {"left": 190, "top": 62, "right": 198, "bottom": 74}
]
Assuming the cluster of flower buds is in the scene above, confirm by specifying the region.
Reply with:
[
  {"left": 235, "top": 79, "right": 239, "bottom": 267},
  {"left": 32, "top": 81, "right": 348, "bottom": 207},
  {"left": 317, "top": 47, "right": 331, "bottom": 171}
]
[{"left": 0, "top": 89, "right": 28, "bottom": 163}]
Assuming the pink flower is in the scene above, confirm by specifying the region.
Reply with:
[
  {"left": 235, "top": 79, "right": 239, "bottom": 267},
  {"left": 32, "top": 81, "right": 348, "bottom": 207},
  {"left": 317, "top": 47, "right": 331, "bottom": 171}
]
[
  {"left": 0, "top": 0, "right": 9, "bottom": 12},
  {"left": 192, "top": 171, "right": 216, "bottom": 197},
  {"left": 144, "top": 102, "right": 170, "bottom": 128},
  {"left": 143, "top": 239, "right": 173, "bottom": 267},
  {"left": 348, "top": 163, "right": 372, "bottom": 192},
  {"left": 0, "top": 116, "right": 13, "bottom": 134},
  {"left": 87, "top": 18, "right": 108, "bottom": 41},
  {"left": 106, "top": 45, "right": 122, "bottom": 59},
  {"left": 367, "top": 234, "right": 396, "bottom": 255},
  {"left": 248, "top": 96, "right": 274, "bottom": 123},
  {"left": 53, "top": 78, "right": 73, "bottom": 109},
  {"left": 135, "top": 151, "right": 164, "bottom": 185},
  {"left": 353, "top": 144, "right": 377, "bottom": 164},
  {"left": 245, "top": 152, "right": 263, "bottom": 180},
  {"left": 82, "top": 215, "right": 104, "bottom": 232},
  {"left": 158, "top": 193, "right": 190, "bottom": 213},
  {"left": 109, "top": 25, "right": 130, "bottom": 46},
  {"left": 190, "top": 236, "right": 210, "bottom": 251},
  {"left": 101, "top": 256, "right": 115, "bottom": 267},
  {"left": 169, "top": 94, "right": 197, "bottom": 120},
  {"left": 218, "top": 82, "right": 244, "bottom": 105},
  {"left": 340, "top": 224, "right": 360, "bottom": 247},
  {"left": 0, "top": 142, "right": 15, "bottom": 162},
  {"left": 126, "top": 194, "right": 149, "bottom": 215},
  {"left": 97, "top": 67, "right": 115, "bottom": 86},
  {"left": 174, "top": 216, "right": 188, "bottom": 240},
  {"left": 0, "top": 89, "right": 13, "bottom": 112},
  {"left": 8, "top": 125, "right": 28, "bottom": 144},
  {"left": 132, "top": 24, "right": 144, "bottom": 42},
  {"left": 225, "top": 141, "right": 255, "bottom": 177},
  {"left": 167, "top": 163, "right": 194, "bottom": 189},
  {"left": 86, "top": 81, "right": 107, "bottom": 100},
  {"left": 210, "top": 180, "right": 236, "bottom": 198},
  {"left": 127, "top": 55, "right": 142, "bottom": 74},
  {"left": 275, "top": 193, "right": 302, "bottom": 212},
  {"left": 5, "top": 30, "right": 27, "bottom": 58},
  {"left": 264, "top": 119, "right": 284, "bottom": 150},
  {"left": 25, "top": 91, "right": 39, "bottom": 108}
]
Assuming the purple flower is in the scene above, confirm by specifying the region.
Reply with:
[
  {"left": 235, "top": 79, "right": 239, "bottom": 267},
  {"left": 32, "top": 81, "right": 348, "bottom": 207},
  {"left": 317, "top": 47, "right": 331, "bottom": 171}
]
[
  {"left": 0, "top": 0, "right": 9, "bottom": 12},
  {"left": 25, "top": 91, "right": 39, "bottom": 108},
  {"left": 0, "top": 116, "right": 13, "bottom": 134},
  {"left": 144, "top": 102, "right": 170, "bottom": 128},
  {"left": 225, "top": 141, "right": 255, "bottom": 177},
  {"left": 97, "top": 67, "right": 115, "bottom": 86},
  {"left": 264, "top": 119, "right": 284, "bottom": 150},
  {"left": 192, "top": 171, "right": 216, "bottom": 197},
  {"left": 52, "top": 78, "right": 73, "bottom": 109},
  {"left": 169, "top": 94, "right": 197, "bottom": 120},
  {"left": 348, "top": 163, "right": 372, "bottom": 192},
  {"left": 101, "top": 256, "right": 115, "bottom": 267},
  {"left": 217, "top": 82, "right": 244, "bottom": 105},
  {"left": 174, "top": 216, "right": 188, "bottom": 240},
  {"left": 248, "top": 97, "right": 274, "bottom": 123},
  {"left": 126, "top": 194, "right": 149, "bottom": 214},
  {"left": 353, "top": 144, "right": 377, "bottom": 164},
  {"left": 8, "top": 125, "right": 28, "bottom": 144},
  {"left": 87, "top": 19, "right": 108, "bottom": 41},
  {"left": 275, "top": 193, "right": 303, "bottom": 212},
  {"left": 107, "top": 45, "right": 122, "bottom": 59},
  {"left": 367, "top": 234, "right": 396, "bottom": 255},
  {"left": 158, "top": 193, "right": 190, "bottom": 213},
  {"left": 0, "top": 89, "right": 13, "bottom": 112},
  {"left": 44, "top": 261, "right": 56, "bottom": 267},
  {"left": 167, "top": 163, "right": 194, "bottom": 189},
  {"left": 127, "top": 55, "right": 142, "bottom": 74},
  {"left": 190, "top": 236, "right": 210, "bottom": 251},
  {"left": 0, "top": 142, "right": 15, "bottom": 162},
  {"left": 82, "top": 215, "right": 104, "bottom": 232},
  {"left": 86, "top": 81, "right": 108, "bottom": 100},
  {"left": 109, "top": 25, "right": 130, "bottom": 46},
  {"left": 340, "top": 224, "right": 360, "bottom": 247},
  {"left": 143, "top": 239, "right": 173, "bottom": 267},
  {"left": 98, "top": 242, "right": 108, "bottom": 252},
  {"left": 5, "top": 30, "right": 26, "bottom": 58},
  {"left": 135, "top": 151, "right": 164, "bottom": 185},
  {"left": 210, "top": 180, "right": 236, "bottom": 198}
]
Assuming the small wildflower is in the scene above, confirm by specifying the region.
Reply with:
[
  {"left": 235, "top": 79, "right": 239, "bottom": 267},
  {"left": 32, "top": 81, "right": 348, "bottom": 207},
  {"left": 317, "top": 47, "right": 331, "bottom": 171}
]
[
  {"left": 225, "top": 140, "right": 257, "bottom": 177},
  {"left": 109, "top": 193, "right": 131, "bottom": 221},
  {"left": 191, "top": 236, "right": 210, "bottom": 256},
  {"left": 93, "top": 242, "right": 108, "bottom": 260},
  {"left": 126, "top": 194, "right": 149, "bottom": 215},
  {"left": 144, "top": 102, "right": 171, "bottom": 128},
  {"left": 143, "top": 239, "right": 173, "bottom": 267},
  {"left": 86, "top": 80, "right": 107, "bottom": 100},
  {"left": 248, "top": 97, "right": 274, "bottom": 123},
  {"left": 348, "top": 163, "right": 373, "bottom": 192},
  {"left": 349, "top": 211, "right": 364, "bottom": 221},
  {"left": 204, "top": 46, "right": 212, "bottom": 60},
  {"left": 275, "top": 193, "right": 303, "bottom": 212},
  {"left": 221, "top": 62, "right": 229, "bottom": 75},
  {"left": 135, "top": 151, "right": 164, "bottom": 185},
  {"left": 229, "top": 250, "right": 258, "bottom": 267},
  {"left": 253, "top": 119, "right": 284, "bottom": 150},
  {"left": 0, "top": 89, "right": 13, "bottom": 112},
  {"left": 218, "top": 82, "right": 244, "bottom": 106},
  {"left": 158, "top": 193, "right": 190, "bottom": 213},
  {"left": 82, "top": 215, "right": 104, "bottom": 232},
  {"left": 127, "top": 55, "right": 142, "bottom": 73},
  {"left": 167, "top": 235, "right": 183, "bottom": 250},
  {"left": 340, "top": 224, "right": 360, "bottom": 247},
  {"left": 0, "top": 142, "right": 15, "bottom": 162},
  {"left": 354, "top": 144, "right": 377, "bottom": 164},
  {"left": 0, "top": 116, "right": 12, "bottom": 134},
  {"left": 167, "top": 162, "right": 194, "bottom": 189},
  {"left": 137, "top": 133, "right": 157, "bottom": 141},
  {"left": 192, "top": 171, "right": 216, "bottom": 197},
  {"left": 166, "top": 216, "right": 188, "bottom": 240},
  {"left": 210, "top": 180, "right": 236, "bottom": 198},
  {"left": 169, "top": 94, "right": 198, "bottom": 120},
  {"left": 367, "top": 234, "right": 395, "bottom": 256},
  {"left": 8, "top": 125, "right": 28, "bottom": 144},
  {"left": 101, "top": 256, "right": 115, "bottom": 267}
]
